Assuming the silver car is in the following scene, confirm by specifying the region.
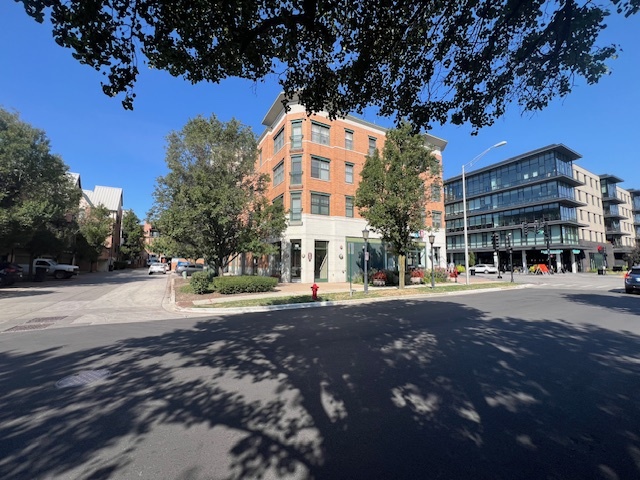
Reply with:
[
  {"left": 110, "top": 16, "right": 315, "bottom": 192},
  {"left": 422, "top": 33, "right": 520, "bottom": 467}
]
[
  {"left": 470, "top": 264, "right": 498, "bottom": 274},
  {"left": 148, "top": 262, "right": 167, "bottom": 275}
]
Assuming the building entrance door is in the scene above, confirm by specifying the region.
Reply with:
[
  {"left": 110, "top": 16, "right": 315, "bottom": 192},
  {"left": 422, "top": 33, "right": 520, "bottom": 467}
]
[
  {"left": 291, "top": 240, "right": 302, "bottom": 281},
  {"left": 314, "top": 241, "right": 329, "bottom": 282}
]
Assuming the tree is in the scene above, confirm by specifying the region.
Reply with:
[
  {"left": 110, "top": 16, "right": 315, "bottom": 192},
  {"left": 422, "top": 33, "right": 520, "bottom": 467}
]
[
  {"left": 0, "top": 107, "right": 81, "bottom": 262},
  {"left": 77, "top": 204, "right": 113, "bottom": 272},
  {"left": 356, "top": 122, "right": 440, "bottom": 288},
  {"left": 17, "top": 1, "right": 639, "bottom": 130},
  {"left": 120, "top": 210, "right": 144, "bottom": 264},
  {"left": 468, "top": 251, "right": 477, "bottom": 268},
  {"left": 149, "top": 115, "right": 286, "bottom": 276},
  {"left": 624, "top": 246, "right": 640, "bottom": 267}
]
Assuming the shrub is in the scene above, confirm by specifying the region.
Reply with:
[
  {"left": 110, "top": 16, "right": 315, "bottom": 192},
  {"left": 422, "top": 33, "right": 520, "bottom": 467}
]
[
  {"left": 213, "top": 275, "right": 278, "bottom": 295},
  {"left": 456, "top": 264, "right": 465, "bottom": 273},
  {"left": 411, "top": 269, "right": 424, "bottom": 278},
  {"left": 190, "top": 271, "right": 212, "bottom": 294},
  {"left": 433, "top": 267, "right": 449, "bottom": 283}
]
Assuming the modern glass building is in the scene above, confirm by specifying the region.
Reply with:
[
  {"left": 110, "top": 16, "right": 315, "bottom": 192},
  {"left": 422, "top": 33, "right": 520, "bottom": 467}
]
[{"left": 444, "top": 144, "right": 585, "bottom": 273}]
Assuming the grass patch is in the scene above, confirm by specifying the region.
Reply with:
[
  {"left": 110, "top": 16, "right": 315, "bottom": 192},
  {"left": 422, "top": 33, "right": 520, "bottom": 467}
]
[{"left": 195, "top": 282, "right": 516, "bottom": 309}]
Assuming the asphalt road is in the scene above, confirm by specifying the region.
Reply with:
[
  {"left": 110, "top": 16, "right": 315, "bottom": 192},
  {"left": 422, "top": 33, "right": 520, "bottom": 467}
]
[{"left": 1, "top": 281, "right": 639, "bottom": 479}]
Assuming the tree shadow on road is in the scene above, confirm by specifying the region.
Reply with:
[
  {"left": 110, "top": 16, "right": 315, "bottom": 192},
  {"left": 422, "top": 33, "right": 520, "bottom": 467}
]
[
  {"left": 563, "top": 292, "right": 640, "bottom": 316},
  {"left": 0, "top": 299, "right": 639, "bottom": 479}
]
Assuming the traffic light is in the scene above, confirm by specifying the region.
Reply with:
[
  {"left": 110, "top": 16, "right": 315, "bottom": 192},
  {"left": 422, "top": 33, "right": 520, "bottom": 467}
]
[
  {"left": 506, "top": 233, "right": 512, "bottom": 250},
  {"left": 522, "top": 222, "right": 528, "bottom": 236},
  {"left": 492, "top": 232, "right": 499, "bottom": 250},
  {"left": 534, "top": 220, "right": 540, "bottom": 234},
  {"left": 544, "top": 222, "right": 550, "bottom": 242}
]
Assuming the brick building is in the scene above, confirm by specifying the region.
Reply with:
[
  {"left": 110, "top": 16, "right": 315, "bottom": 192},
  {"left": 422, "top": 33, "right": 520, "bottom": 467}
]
[{"left": 245, "top": 93, "right": 447, "bottom": 283}]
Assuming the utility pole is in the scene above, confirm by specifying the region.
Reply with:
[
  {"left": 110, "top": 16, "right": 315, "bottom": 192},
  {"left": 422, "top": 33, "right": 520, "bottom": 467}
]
[
  {"left": 507, "top": 233, "right": 514, "bottom": 283},
  {"left": 544, "top": 221, "right": 551, "bottom": 274}
]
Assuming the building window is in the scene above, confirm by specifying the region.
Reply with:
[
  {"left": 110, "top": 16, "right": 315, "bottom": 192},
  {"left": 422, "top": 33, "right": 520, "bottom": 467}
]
[
  {"left": 291, "top": 120, "right": 302, "bottom": 149},
  {"left": 259, "top": 150, "right": 263, "bottom": 166},
  {"left": 311, "top": 122, "right": 330, "bottom": 145},
  {"left": 274, "top": 127, "right": 285, "bottom": 153},
  {"left": 368, "top": 137, "right": 377, "bottom": 156},
  {"left": 346, "top": 196, "right": 354, "bottom": 217},
  {"left": 311, "top": 193, "right": 330, "bottom": 215},
  {"left": 290, "top": 192, "right": 302, "bottom": 222},
  {"left": 432, "top": 211, "right": 442, "bottom": 229},
  {"left": 273, "top": 194, "right": 284, "bottom": 206},
  {"left": 345, "top": 163, "right": 354, "bottom": 184},
  {"left": 345, "top": 129, "right": 353, "bottom": 150},
  {"left": 311, "top": 156, "right": 330, "bottom": 181},
  {"left": 273, "top": 161, "right": 285, "bottom": 186},
  {"left": 431, "top": 184, "right": 441, "bottom": 201},
  {"left": 290, "top": 155, "right": 302, "bottom": 185}
]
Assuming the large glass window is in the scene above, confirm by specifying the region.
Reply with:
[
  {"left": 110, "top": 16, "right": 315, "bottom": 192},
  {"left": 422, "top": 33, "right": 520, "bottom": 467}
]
[
  {"left": 311, "top": 122, "right": 330, "bottom": 145},
  {"left": 445, "top": 149, "right": 575, "bottom": 202},
  {"left": 345, "top": 130, "right": 353, "bottom": 150},
  {"left": 311, "top": 193, "right": 330, "bottom": 215},
  {"left": 345, "top": 163, "right": 354, "bottom": 184},
  {"left": 290, "top": 155, "right": 302, "bottom": 185},
  {"left": 273, "top": 161, "right": 284, "bottom": 186},
  {"left": 311, "top": 156, "right": 330, "bottom": 181},
  {"left": 346, "top": 196, "right": 354, "bottom": 217},
  {"left": 291, "top": 120, "right": 302, "bottom": 149},
  {"left": 274, "top": 128, "right": 285, "bottom": 153},
  {"left": 290, "top": 192, "right": 302, "bottom": 222}
]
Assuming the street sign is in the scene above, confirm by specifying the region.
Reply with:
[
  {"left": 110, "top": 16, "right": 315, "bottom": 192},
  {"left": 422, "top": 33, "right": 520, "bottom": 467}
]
[
  {"left": 541, "top": 249, "right": 562, "bottom": 254},
  {"left": 572, "top": 249, "right": 581, "bottom": 254}
]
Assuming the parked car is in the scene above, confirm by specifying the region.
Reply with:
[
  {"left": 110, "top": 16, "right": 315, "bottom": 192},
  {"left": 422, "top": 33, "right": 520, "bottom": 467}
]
[
  {"left": 624, "top": 266, "right": 640, "bottom": 294},
  {"left": 148, "top": 262, "right": 168, "bottom": 275},
  {"left": 31, "top": 258, "right": 79, "bottom": 280},
  {"left": 470, "top": 264, "right": 498, "bottom": 274},
  {"left": 175, "top": 263, "right": 205, "bottom": 276},
  {"left": 0, "top": 262, "right": 23, "bottom": 286}
]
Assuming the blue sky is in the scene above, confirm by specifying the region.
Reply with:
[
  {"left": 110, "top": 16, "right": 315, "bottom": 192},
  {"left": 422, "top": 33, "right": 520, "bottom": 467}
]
[{"left": 1, "top": 3, "right": 639, "bottom": 220}]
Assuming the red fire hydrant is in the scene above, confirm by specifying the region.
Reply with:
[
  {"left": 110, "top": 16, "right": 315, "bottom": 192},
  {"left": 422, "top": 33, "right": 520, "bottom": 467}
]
[{"left": 311, "top": 283, "right": 319, "bottom": 301}]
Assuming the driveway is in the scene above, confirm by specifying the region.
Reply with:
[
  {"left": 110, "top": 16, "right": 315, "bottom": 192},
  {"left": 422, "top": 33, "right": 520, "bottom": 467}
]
[{"left": 0, "top": 269, "right": 197, "bottom": 332}]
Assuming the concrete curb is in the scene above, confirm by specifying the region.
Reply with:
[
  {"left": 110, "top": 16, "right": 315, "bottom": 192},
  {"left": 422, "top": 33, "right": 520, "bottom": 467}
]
[{"left": 169, "top": 283, "right": 531, "bottom": 316}]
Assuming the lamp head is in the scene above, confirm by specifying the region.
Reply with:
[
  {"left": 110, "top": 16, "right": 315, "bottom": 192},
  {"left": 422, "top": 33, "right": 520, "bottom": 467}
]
[
  {"left": 428, "top": 233, "right": 435, "bottom": 244},
  {"left": 362, "top": 228, "right": 369, "bottom": 240}
]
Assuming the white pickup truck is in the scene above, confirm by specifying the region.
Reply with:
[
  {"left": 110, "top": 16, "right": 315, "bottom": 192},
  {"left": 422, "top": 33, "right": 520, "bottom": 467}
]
[{"left": 32, "top": 258, "right": 80, "bottom": 279}]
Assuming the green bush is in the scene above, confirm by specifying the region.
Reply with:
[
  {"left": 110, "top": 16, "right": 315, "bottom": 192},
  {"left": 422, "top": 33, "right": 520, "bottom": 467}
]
[
  {"left": 433, "top": 267, "right": 449, "bottom": 283},
  {"left": 456, "top": 264, "right": 465, "bottom": 273},
  {"left": 213, "top": 275, "right": 278, "bottom": 295},
  {"left": 190, "top": 271, "right": 212, "bottom": 294}
]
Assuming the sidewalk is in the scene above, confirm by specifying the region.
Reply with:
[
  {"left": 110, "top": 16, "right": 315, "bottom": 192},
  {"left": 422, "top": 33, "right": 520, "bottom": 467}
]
[{"left": 171, "top": 274, "right": 505, "bottom": 314}]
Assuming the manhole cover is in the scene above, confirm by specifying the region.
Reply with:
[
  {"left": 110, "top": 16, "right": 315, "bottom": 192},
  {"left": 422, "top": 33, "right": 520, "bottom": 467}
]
[
  {"left": 27, "top": 316, "right": 67, "bottom": 324},
  {"left": 55, "top": 369, "right": 111, "bottom": 389},
  {"left": 3, "top": 323, "right": 54, "bottom": 332}
]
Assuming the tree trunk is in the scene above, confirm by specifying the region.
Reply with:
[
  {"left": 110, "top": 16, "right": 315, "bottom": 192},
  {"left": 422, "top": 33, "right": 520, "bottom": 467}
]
[{"left": 398, "top": 254, "right": 406, "bottom": 289}]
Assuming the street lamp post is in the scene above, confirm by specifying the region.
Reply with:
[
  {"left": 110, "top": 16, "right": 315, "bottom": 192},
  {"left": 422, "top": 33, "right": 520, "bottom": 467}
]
[
  {"left": 362, "top": 227, "right": 369, "bottom": 293},
  {"left": 428, "top": 233, "right": 436, "bottom": 289},
  {"left": 463, "top": 141, "right": 507, "bottom": 285}
]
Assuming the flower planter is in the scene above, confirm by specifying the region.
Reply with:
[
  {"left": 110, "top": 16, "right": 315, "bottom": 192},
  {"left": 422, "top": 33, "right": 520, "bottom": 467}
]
[
  {"left": 373, "top": 279, "right": 386, "bottom": 287},
  {"left": 410, "top": 277, "right": 422, "bottom": 285}
]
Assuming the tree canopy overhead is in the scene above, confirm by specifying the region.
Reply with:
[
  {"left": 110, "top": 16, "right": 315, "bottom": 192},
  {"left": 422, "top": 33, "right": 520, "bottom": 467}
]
[{"left": 19, "top": 0, "right": 639, "bottom": 130}]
